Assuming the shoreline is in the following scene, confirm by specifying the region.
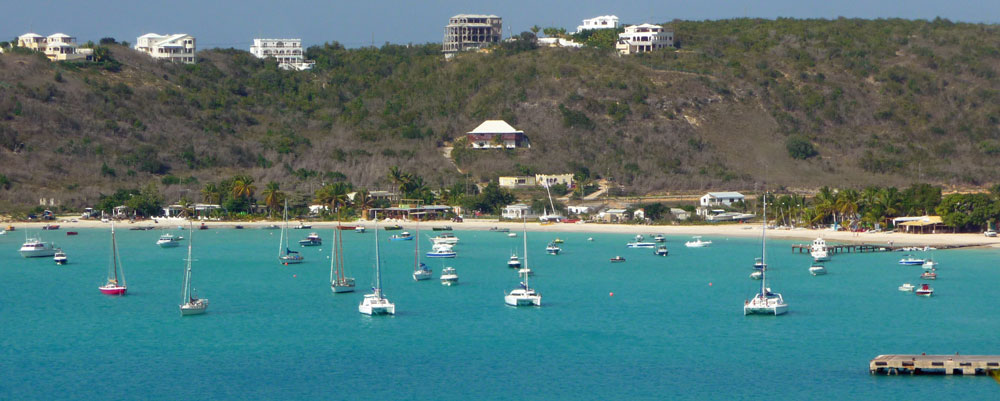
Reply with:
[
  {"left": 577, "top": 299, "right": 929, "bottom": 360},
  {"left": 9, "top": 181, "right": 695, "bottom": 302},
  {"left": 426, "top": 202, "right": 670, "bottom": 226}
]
[{"left": 7, "top": 217, "right": 1000, "bottom": 249}]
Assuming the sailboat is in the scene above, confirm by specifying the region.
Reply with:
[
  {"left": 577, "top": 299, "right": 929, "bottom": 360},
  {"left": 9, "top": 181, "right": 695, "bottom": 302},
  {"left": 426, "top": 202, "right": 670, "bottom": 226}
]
[
  {"left": 359, "top": 219, "right": 395, "bottom": 315},
  {"left": 744, "top": 192, "right": 788, "bottom": 316},
  {"left": 505, "top": 217, "right": 541, "bottom": 307},
  {"left": 278, "top": 199, "right": 304, "bottom": 265},
  {"left": 99, "top": 222, "right": 127, "bottom": 295},
  {"left": 330, "top": 224, "right": 356, "bottom": 293},
  {"left": 180, "top": 224, "right": 208, "bottom": 315},
  {"left": 412, "top": 214, "right": 432, "bottom": 280}
]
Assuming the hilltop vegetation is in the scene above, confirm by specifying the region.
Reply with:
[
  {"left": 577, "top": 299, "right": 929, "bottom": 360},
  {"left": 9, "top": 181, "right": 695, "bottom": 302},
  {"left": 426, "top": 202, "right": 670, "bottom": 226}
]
[{"left": 0, "top": 18, "right": 998, "bottom": 211}]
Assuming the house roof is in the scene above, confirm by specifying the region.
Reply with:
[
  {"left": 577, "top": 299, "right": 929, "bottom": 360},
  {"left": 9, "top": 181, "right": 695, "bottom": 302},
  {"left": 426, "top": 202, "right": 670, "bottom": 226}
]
[
  {"left": 898, "top": 216, "right": 944, "bottom": 227},
  {"left": 138, "top": 33, "right": 163, "bottom": 39},
  {"left": 468, "top": 120, "right": 522, "bottom": 134},
  {"left": 629, "top": 23, "right": 663, "bottom": 29},
  {"left": 19, "top": 33, "right": 43, "bottom": 39},
  {"left": 47, "top": 33, "right": 72, "bottom": 39},
  {"left": 704, "top": 192, "right": 745, "bottom": 198},
  {"left": 452, "top": 14, "right": 500, "bottom": 18}
]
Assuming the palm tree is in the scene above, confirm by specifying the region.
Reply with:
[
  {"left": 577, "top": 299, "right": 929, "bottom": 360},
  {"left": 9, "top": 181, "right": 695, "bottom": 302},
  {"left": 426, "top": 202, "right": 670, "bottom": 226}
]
[
  {"left": 261, "top": 182, "right": 284, "bottom": 218},
  {"left": 201, "top": 183, "right": 221, "bottom": 204},
  {"left": 353, "top": 189, "right": 373, "bottom": 218},
  {"left": 835, "top": 189, "right": 860, "bottom": 228},
  {"left": 877, "top": 187, "right": 905, "bottom": 228},
  {"left": 231, "top": 176, "right": 257, "bottom": 200},
  {"left": 812, "top": 186, "right": 837, "bottom": 226}
]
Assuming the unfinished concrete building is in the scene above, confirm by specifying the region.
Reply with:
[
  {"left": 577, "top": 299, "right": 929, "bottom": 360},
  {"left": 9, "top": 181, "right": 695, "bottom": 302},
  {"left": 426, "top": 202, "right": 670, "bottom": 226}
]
[{"left": 443, "top": 14, "right": 502, "bottom": 58}]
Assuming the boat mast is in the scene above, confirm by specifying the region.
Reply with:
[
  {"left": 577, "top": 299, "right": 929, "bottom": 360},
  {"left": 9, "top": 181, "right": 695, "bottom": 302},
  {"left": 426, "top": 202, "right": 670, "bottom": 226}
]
[
  {"left": 413, "top": 213, "right": 420, "bottom": 273},
  {"left": 183, "top": 224, "right": 193, "bottom": 303},
  {"left": 522, "top": 216, "right": 529, "bottom": 288},
  {"left": 109, "top": 222, "right": 117, "bottom": 282},
  {"left": 374, "top": 218, "right": 382, "bottom": 299},
  {"left": 760, "top": 192, "right": 767, "bottom": 297},
  {"left": 278, "top": 199, "right": 288, "bottom": 258}
]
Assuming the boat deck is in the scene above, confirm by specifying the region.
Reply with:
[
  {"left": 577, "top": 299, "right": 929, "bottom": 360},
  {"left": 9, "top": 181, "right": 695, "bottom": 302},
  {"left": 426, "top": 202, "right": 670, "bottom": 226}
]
[{"left": 869, "top": 354, "right": 1000, "bottom": 375}]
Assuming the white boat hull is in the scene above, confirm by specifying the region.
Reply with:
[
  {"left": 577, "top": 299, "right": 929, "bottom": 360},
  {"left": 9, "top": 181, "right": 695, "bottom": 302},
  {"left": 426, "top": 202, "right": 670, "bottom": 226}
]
[
  {"left": 20, "top": 247, "right": 55, "bottom": 258},
  {"left": 180, "top": 299, "right": 208, "bottom": 315},
  {"left": 413, "top": 270, "right": 433, "bottom": 281},
  {"left": 158, "top": 241, "right": 180, "bottom": 248},
  {"left": 440, "top": 276, "right": 459, "bottom": 285},
  {"left": 426, "top": 252, "right": 456, "bottom": 258},
  {"left": 505, "top": 294, "right": 541, "bottom": 306},
  {"left": 359, "top": 296, "right": 395, "bottom": 315},
  {"left": 809, "top": 267, "right": 827, "bottom": 276},
  {"left": 331, "top": 278, "right": 356, "bottom": 293},
  {"left": 744, "top": 294, "right": 788, "bottom": 315}
]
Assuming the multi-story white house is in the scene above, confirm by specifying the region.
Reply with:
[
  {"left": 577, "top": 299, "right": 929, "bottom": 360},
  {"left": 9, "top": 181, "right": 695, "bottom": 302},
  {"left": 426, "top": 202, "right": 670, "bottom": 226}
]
[
  {"left": 576, "top": 15, "right": 619, "bottom": 33},
  {"left": 615, "top": 24, "right": 673, "bottom": 55},
  {"left": 249, "top": 38, "right": 315, "bottom": 70},
  {"left": 699, "top": 192, "right": 745, "bottom": 207},
  {"left": 465, "top": 120, "right": 530, "bottom": 149},
  {"left": 535, "top": 174, "right": 574, "bottom": 187},
  {"left": 134, "top": 33, "right": 196, "bottom": 64},
  {"left": 17, "top": 33, "right": 46, "bottom": 50},
  {"left": 443, "top": 14, "right": 502, "bottom": 58},
  {"left": 17, "top": 33, "right": 92, "bottom": 61},
  {"left": 498, "top": 176, "right": 536, "bottom": 188}
]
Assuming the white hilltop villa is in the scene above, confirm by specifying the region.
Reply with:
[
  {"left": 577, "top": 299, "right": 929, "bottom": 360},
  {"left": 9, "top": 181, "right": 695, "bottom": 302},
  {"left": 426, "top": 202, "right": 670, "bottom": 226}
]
[
  {"left": 250, "top": 38, "right": 315, "bottom": 70},
  {"left": 17, "top": 33, "right": 93, "bottom": 61},
  {"left": 615, "top": 24, "right": 674, "bottom": 55},
  {"left": 577, "top": 15, "right": 619, "bottom": 33},
  {"left": 134, "top": 33, "right": 196, "bottom": 64}
]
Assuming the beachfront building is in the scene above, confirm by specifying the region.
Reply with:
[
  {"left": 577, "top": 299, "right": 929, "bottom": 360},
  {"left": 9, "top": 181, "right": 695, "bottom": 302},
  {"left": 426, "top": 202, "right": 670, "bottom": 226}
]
[
  {"left": 599, "top": 208, "right": 629, "bottom": 222},
  {"left": 700, "top": 192, "right": 745, "bottom": 207},
  {"left": 567, "top": 205, "right": 591, "bottom": 215},
  {"left": 502, "top": 203, "right": 535, "bottom": 220},
  {"left": 536, "top": 174, "right": 573, "bottom": 188},
  {"left": 17, "top": 33, "right": 46, "bottom": 50},
  {"left": 466, "top": 120, "right": 530, "bottom": 149},
  {"left": 134, "top": 33, "right": 196, "bottom": 64},
  {"left": 670, "top": 208, "right": 691, "bottom": 221},
  {"left": 577, "top": 15, "right": 619, "bottom": 33},
  {"left": 615, "top": 24, "right": 673, "bottom": 55},
  {"left": 443, "top": 14, "right": 502, "bottom": 58},
  {"left": 249, "top": 38, "right": 315, "bottom": 70},
  {"left": 499, "top": 176, "right": 536, "bottom": 189},
  {"left": 894, "top": 215, "right": 946, "bottom": 234}
]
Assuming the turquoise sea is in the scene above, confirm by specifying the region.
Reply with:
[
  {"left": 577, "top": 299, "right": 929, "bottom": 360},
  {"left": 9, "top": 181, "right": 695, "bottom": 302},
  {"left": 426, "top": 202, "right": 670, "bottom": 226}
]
[{"left": 2, "top": 227, "right": 999, "bottom": 400}]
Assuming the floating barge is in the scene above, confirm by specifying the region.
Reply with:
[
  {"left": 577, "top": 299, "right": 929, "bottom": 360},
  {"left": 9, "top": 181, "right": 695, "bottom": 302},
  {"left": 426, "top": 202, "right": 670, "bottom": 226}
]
[{"left": 870, "top": 354, "right": 1000, "bottom": 375}]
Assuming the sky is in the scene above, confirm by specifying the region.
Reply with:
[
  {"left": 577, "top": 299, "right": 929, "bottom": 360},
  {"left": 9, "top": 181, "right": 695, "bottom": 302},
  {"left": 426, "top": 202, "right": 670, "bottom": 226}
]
[{"left": 3, "top": 0, "right": 998, "bottom": 49}]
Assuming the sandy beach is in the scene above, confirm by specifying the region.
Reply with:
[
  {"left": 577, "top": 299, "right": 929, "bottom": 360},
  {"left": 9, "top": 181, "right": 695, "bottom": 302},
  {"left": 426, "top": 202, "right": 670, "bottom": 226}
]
[{"left": 7, "top": 216, "right": 999, "bottom": 249}]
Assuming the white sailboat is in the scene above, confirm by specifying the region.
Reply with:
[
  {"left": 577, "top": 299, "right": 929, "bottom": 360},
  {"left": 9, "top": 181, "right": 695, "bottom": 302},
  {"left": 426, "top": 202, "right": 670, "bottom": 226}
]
[
  {"left": 359, "top": 219, "right": 395, "bottom": 315},
  {"left": 278, "top": 199, "right": 304, "bottom": 265},
  {"left": 179, "top": 224, "right": 208, "bottom": 315},
  {"left": 99, "top": 222, "right": 127, "bottom": 296},
  {"left": 412, "top": 216, "right": 432, "bottom": 280},
  {"left": 744, "top": 193, "right": 788, "bottom": 316},
  {"left": 330, "top": 224, "right": 356, "bottom": 293},
  {"left": 505, "top": 218, "right": 541, "bottom": 307}
]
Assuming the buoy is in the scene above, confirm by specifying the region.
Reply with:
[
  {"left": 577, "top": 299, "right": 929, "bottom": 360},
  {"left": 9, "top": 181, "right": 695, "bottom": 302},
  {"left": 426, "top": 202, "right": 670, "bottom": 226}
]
[
  {"left": 609, "top": 292, "right": 614, "bottom": 297},
  {"left": 709, "top": 282, "right": 713, "bottom": 286},
  {"left": 293, "top": 274, "right": 297, "bottom": 278}
]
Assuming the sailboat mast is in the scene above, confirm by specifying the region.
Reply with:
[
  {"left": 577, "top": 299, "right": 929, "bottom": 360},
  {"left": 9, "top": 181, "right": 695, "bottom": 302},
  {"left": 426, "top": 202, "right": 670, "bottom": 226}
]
[
  {"left": 761, "top": 192, "right": 767, "bottom": 296},
  {"left": 413, "top": 215, "right": 420, "bottom": 273},
  {"left": 522, "top": 216, "right": 529, "bottom": 287},
  {"left": 278, "top": 200, "right": 288, "bottom": 258},
  {"left": 111, "top": 223, "right": 119, "bottom": 282},
  {"left": 374, "top": 218, "right": 382, "bottom": 298},
  {"left": 330, "top": 228, "right": 336, "bottom": 283},
  {"left": 183, "top": 225, "right": 193, "bottom": 303}
]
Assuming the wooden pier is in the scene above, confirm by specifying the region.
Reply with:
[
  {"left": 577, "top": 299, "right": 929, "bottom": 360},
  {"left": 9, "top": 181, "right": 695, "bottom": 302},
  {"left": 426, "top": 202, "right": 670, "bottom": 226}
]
[
  {"left": 870, "top": 354, "right": 1000, "bottom": 375},
  {"left": 792, "top": 243, "right": 890, "bottom": 253}
]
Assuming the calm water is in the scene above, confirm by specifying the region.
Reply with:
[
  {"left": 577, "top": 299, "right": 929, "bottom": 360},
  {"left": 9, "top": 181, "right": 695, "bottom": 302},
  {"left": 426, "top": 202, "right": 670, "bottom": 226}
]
[{"left": 1, "top": 227, "right": 999, "bottom": 400}]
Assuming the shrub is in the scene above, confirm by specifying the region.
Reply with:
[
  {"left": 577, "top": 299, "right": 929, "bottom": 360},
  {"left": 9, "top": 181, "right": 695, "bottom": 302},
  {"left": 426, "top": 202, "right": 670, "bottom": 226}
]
[{"left": 785, "top": 136, "right": 818, "bottom": 159}]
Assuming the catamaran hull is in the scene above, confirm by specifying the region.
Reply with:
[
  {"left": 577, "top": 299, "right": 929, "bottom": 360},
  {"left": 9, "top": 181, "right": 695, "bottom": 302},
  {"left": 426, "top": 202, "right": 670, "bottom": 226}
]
[
  {"left": 359, "top": 304, "right": 395, "bottom": 315},
  {"left": 99, "top": 286, "right": 127, "bottom": 295},
  {"left": 744, "top": 304, "right": 788, "bottom": 315},
  {"left": 505, "top": 295, "right": 541, "bottom": 307}
]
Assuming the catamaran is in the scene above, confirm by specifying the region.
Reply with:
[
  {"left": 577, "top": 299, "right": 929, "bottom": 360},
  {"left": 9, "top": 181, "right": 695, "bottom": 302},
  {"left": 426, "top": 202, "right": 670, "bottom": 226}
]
[
  {"left": 99, "top": 223, "right": 127, "bottom": 296},
  {"left": 744, "top": 193, "right": 788, "bottom": 316},
  {"left": 505, "top": 218, "right": 541, "bottom": 307},
  {"left": 330, "top": 225, "right": 356, "bottom": 293},
  {"left": 278, "top": 199, "right": 304, "bottom": 265},
  {"left": 179, "top": 224, "right": 208, "bottom": 315},
  {"left": 359, "top": 219, "right": 395, "bottom": 315}
]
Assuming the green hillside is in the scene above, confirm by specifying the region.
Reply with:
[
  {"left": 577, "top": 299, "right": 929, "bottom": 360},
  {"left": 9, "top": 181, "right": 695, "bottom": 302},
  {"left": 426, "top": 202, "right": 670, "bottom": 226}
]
[{"left": 0, "top": 18, "right": 997, "bottom": 210}]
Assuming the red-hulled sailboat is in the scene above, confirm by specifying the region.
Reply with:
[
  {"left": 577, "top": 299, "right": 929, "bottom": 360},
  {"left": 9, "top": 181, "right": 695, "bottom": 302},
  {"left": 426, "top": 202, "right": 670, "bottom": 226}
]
[{"left": 99, "top": 222, "right": 127, "bottom": 295}]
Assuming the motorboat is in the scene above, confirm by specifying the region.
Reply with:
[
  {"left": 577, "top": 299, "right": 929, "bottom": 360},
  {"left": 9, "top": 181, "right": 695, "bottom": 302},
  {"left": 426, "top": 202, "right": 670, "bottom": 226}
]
[
  {"left": 432, "top": 226, "right": 453, "bottom": 231},
  {"left": 234, "top": 225, "right": 244, "bottom": 229},
  {"left": 915, "top": 283, "right": 933, "bottom": 296},
  {"left": 440, "top": 267, "right": 458, "bottom": 286},
  {"left": 685, "top": 236, "right": 712, "bottom": 248},
  {"left": 53, "top": 249, "right": 68, "bottom": 265},
  {"left": 489, "top": 227, "right": 510, "bottom": 233},
  {"left": 66, "top": 231, "right": 78, "bottom": 235},
  {"left": 413, "top": 262, "right": 433, "bottom": 281},
  {"left": 635, "top": 234, "right": 644, "bottom": 242},
  {"left": 744, "top": 193, "right": 788, "bottom": 316},
  {"left": 425, "top": 243, "right": 456, "bottom": 258},
  {"left": 389, "top": 232, "right": 413, "bottom": 241},
  {"left": 518, "top": 266, "right": 533, "bottom": 276},
  {"left": 294, "top": 223, "right": 312, "bottom": 229},
  {"left": 156, "top": 233, "right": 182, "bottom": 248},
  {"left": 553, "top": 238, "right": 564, "bottom": 244},
  {"left": 545, "top": 242, "right": 561, "bottom": 255},
  {"left": 198, "top": 223, "right": 208, "bottom": 230},
  {"left": 384, "top": 225, "right": 403, "bottom": 231},
  {"left": 898, "top": 283, "right": 915, "bottom": 292},
  {"left": 654, "top": 245, "right": 669, "bottom": 256},
  {"left": 336, "top": 225, "right": 356, "bottom": 230},
  {"left": 809, "top": 264, "right": 827, "bottom": 276},
  {"left": 749, "top": 271, "right": 763, "bottom": 280},
  {"left": 810, "top": 237, "right": 830, "bottom": 262},
  {"left": 355, "top": 226, "right": 366, "bottom": 233},
  {"left": 508, "top": 232, "right": 517, "bottom": 237},
  {"left": 920, "top": 271, "right": 937, "bottom": 280},
  {"left": 359, "top": 219, "right": 394, "bottom": 315},
  {"left": 626, "top": 241, "right": 656, "bottom": 248},
  {"left": 898, "top": 255, "right": 926, "bottom": 265},
  {"left": 262, "top": 224, "right": 280, "bottom": 230},
  {"left": 653, "top": 234, "right": 666, "bottom": 242},
  {"left": 42, "top": 224, "right": 60, "bottom": 230},
  {"left": 922, "top": 259, "right": 937, "bottom": 270},
  {"left": 610, "top": 256, "right": 626, "bottom": 263},
  {"left": 20, "top": 236, "right": 56, "bottom": 258},
  {"left": 508, "top": 253, "right": 521, "bottom": 268},
  {"left": 298, "top": 232, "right": 322, "bottom": 246},
  {"left": 753, "top": 257, "right": 766, "bottom": 270},
  {"left": 587, "top": 237, "right": 594, "bottom": 241},
  {"left": 431, "top": 233, "right": 459, "bottom": 245}
]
